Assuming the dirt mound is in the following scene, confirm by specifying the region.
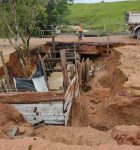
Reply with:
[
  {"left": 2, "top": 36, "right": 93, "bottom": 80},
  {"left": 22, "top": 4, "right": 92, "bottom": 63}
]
[
  {"left": 112, "top": 125, "right": 140, "bottom": 145},
  {"left": 0, "top": 52, "right": 24, "bottom": 77},
  {"left": 73, "top": 46, "right": 140, "bottom": 128},
  {"left": 0, "top": 137, "right": 139, "bottom": 150},
  {"left": 0, "top": 103, "right": 27, "bottom": 139},
  {"left": 98, "top": 75, "right": 111, "bottom": 88},
  {"left": 7, "top": 52, "right": 25, "bottom": 77},
  {"left": 33, "top": 126, "right": 114, "bottom": 146},
  {"left": 98, "top": 144, "right": 140, "bottom": 150},
  {"left": 0, "top": 137, "right": 93, "bottom": 150},
  {"left": 0, "top": 103, "right": 25, "bottom": 126},
  {"left": 0, "top": 51, "right": 37, "bottom": 78}
]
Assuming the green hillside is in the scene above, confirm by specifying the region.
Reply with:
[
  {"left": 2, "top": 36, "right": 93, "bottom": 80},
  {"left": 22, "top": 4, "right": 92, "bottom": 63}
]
[{"left": 67, "top": 1, "right": 140, "bottom": 32}]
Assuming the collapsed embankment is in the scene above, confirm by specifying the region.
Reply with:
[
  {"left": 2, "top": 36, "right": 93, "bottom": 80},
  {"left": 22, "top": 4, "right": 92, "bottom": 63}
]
[
  {"left": 71, "top": 45, "right": 140, "bottom": 129},
  {"left": 107, "top": 45, "right": 140, "bottom": 126}
]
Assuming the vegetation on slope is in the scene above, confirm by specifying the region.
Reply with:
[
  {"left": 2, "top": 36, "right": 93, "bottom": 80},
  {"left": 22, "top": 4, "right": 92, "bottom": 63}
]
[{"left": 67, "top": 1, "right": 140, "bottom": 32}]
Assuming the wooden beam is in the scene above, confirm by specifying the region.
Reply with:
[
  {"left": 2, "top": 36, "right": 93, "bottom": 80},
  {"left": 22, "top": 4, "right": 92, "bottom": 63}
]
[
  {"left": 52, "top": 30, "right": 55, "bottom": 51},
  {"left": 107, "top": 32, "right": 110, "bottom": 55},
  {"left": 45, "top": 57, "right": 75, "bottom": 62},
  {"left": 46, "top": 68, "right": 71, "bottom": 72},
  {"left": 0, "top": 92, "right": 64, "bottom": 104},
  {"left": 39, "top": 54, "right": 50, "bottom": 90},
  {"left": 137, "top": 32, "right": 140, "bottom": 45},
  {"left": 60, "top": 50, "right": 69, "bottom": 92}
]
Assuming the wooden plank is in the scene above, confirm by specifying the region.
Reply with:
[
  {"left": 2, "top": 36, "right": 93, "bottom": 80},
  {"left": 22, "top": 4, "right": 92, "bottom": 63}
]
[
  {"left": 137, "top": 32, "right": 140, "bottom": 45},
  {"left": 45, "top": 57, "right": 75, "bottom": 62},
  {"left": 45, "top": 53, "right": 52, "bottom": 71},
  {"left": 78, "top": 63, "right": 82, "bottom": 89},
  {"left": 52, "top": 30, "right": 55, "bottom": 51},
  {"left": 46, "top": 68, "right": 71, "bottom": 72},
  {"left": 44, "top": 57, "right": 51, "bottom": 76},
  {"left": 64, "top": 100, "right": 72, "bottom": 126},
  {"left": 82, "top": 62, "right": 86, "bottom": 91},
  {"left": 1, "top": 80, "right": 7, "bottom": 92},
  {"left": 64, "top": 75, "right": 80, "bottom": 126},
  {"left": 47, "top": 52, "right": 55, "bottom": 68},
  {"left": 39, "top": 54, "right": 50, "bottom": 90},
  {"left": 60, "top": 50, "right": 69, "bottom": 92},
  {"left": 40, "top": 50, "right": 76, "bottom": 55},
  {"left": 0, "top": 92, "right": 64, "bottom": 104}
]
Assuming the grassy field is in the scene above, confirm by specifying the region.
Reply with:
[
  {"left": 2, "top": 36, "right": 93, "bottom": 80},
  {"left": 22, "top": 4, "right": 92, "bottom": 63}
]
[{"left": 67, "top": 1, "right": 140, "bottom": 32}]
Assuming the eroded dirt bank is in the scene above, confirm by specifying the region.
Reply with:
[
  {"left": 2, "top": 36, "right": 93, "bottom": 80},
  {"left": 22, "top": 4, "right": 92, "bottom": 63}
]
[
  {"left": 107, "top": 45, "right": 140, "bottom": 125},
  {"left": 71, "top": 45, "right": 140, "bottom": 129}
]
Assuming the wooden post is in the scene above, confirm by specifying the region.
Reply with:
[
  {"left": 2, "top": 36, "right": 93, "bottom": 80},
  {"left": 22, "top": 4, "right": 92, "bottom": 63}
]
[
  {"left": 74, "top": 43, "right": 77, "bottom": 51},
  {"left": 107, "top": 32, "right": 110, "bottom": 55},
  {"left": 1, "top": 80, "right": 7, "bottom": 92},
  {"left": 39, "top": 54, "right": 50, "bottom": 90},
  {"left": 60, "top": 50, "right": 69, "bottom": 92},
  {"left": 52, "top": 30, "right": 55, "bottom": 51},
  {"left": 0, "top": 51, "right": 12, "bottom": 90},
  {"left": 44, "top": 57, "right": 50, "bottom": 77},
  {"left": 137, "top": 32, "right": 140, "bottom": 45}
]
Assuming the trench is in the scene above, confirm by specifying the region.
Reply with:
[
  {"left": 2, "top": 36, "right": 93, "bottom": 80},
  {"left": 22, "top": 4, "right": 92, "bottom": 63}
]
[
  {"left": 1, "top": 41, "right": 140, "bottom": 150},
  {"left": 42, "top": 42, "right": 127, "bottom": 129},
  {"left": 0, "top": 41, "right": 138, "bottom": 131}
]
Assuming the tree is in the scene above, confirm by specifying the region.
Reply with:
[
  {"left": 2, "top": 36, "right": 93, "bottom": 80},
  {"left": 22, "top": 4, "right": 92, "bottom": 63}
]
[
  {"left": 0, "top": 0, "right": 47, "bottom": 77},
  {"left": 45, "top": 0, "right": 70, "bottom": 31},
  {"left": 0, "top": 0, "right": 71, "bottom": 77}
]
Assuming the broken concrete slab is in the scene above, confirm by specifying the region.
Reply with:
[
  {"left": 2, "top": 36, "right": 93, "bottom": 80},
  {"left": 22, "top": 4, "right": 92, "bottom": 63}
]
[{"left": 7, "top": 126, "right": 18, "bottom": 138}]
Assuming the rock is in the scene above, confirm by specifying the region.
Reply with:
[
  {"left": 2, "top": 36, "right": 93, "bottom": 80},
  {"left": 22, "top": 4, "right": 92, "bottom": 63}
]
[
  {"left": 90, "top": 106, "right": 97, "bottom": 114},
  {"left": 18, "top": 126, "right": 25, "bottom": 134},
  {"left": 17, "top": 126, "right": 33, "bottom": 136},
  {"left": 92, "top": 109, "right": 97, "bottom": 114},
  {"left": 90, "top": 98, "right": 100, "bottom": 104},
  {"left": 112, "top": 125, "right": 140, "bottom": 145}
]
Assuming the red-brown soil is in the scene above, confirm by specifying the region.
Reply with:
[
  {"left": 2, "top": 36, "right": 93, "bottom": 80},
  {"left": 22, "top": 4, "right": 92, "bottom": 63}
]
[
  {"left": 69, "top": 45, "right": 140, "bottom": 134},
  {"left": 0, "top": 36, "right": 140, "bottom": 149},
  {"left": 112, "top": 125, "right": 140, "bottom": 145},
  {"left": 0, "top": 137, "right": 139, "bottom": 150},
  {"left": 33, "top": 126, "right": 114, "bottom": 146},
  {"left": 0, "top": 52, "right": 24, "bottom": 77},
  {"left": 0, "top": 103, "right": 25, "bottom": 126}
]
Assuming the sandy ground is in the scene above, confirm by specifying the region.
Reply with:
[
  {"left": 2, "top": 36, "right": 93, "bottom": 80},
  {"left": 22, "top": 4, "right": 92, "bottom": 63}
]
[
  {"left": 0, "top": 137, "right": 93, "bottom": 150},
  {"left": 48, "top": 63, "right": 63, "bottom": 90},
  {"left": 0, "top": 137, "right": 139, "bottom": 150}
]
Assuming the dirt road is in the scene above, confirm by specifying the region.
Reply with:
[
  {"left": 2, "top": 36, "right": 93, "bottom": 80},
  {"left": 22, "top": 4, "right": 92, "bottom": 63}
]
[{"left": 0, "top": 35, "right": 137, "bottom": 67}]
